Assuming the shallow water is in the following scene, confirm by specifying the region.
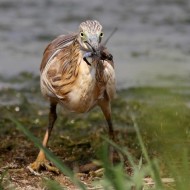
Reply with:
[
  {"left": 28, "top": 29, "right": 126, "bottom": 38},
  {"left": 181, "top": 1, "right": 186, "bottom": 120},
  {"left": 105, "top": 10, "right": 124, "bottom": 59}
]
[{"left": 0, "top": 0, "right": 190, "bottom": 88}]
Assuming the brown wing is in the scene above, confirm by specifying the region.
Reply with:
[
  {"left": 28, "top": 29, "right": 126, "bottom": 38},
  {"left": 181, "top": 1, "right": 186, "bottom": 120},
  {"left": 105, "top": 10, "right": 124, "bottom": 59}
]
[
  {"left": 40, "top": 33, "right": 82, "bottom": 99},
  {"left": 40, "top": 33, "right": 77, "bottom": 72}
]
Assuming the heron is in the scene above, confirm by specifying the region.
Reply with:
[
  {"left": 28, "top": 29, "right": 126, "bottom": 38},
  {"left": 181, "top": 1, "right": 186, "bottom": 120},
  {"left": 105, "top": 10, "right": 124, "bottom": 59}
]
[{"left": 29, "top": 20, "right": 116, "bottom": 173}]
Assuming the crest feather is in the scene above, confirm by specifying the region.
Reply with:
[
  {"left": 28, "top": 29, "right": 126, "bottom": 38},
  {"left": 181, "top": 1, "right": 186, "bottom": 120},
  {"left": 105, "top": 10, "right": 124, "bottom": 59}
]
[{"left": 79, "top": 20, "right": 102, "bottom": 34}]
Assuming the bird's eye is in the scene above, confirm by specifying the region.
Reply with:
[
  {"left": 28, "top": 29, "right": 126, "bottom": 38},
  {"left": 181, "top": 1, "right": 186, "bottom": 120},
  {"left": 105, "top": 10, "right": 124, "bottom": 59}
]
[
  {"left": 80, "top": 32, "right": 84, "bottom": 37},
  {"left": 100, "top": 32, "right": 104, "bottom": 37}
]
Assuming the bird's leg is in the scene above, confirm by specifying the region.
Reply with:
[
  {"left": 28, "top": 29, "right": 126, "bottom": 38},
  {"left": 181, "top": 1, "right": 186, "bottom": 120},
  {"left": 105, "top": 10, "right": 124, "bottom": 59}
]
[
  {"left": 29, "top": 102, "right": 59, "bottom": 173},
  {"left": 99, "top": 98, "right": 115, "bottom": 163},
  {"left": 99, "top": 99, "right": 115, "bottom": 141}
]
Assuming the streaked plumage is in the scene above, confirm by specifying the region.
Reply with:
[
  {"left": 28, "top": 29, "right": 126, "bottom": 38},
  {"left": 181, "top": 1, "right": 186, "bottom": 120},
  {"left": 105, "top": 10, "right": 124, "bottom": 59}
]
[{"left": 29, "top": 20, "right": 116, "bottom": 173}]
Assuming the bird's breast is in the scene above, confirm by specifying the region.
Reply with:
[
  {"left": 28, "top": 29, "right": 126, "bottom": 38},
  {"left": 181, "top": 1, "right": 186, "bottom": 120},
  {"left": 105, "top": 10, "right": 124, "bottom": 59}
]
[{"left": 61, "top": 62, "right": 104, "bottom": 113}]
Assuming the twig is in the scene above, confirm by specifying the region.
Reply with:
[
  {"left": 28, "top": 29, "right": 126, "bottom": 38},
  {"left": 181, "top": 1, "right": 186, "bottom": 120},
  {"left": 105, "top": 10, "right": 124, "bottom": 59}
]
[
  {"left": 144, "top": 177, "right": 174, "bottom": 186},
  {"left": 26, "top": 166, "right": 41, "bottom": 176}
]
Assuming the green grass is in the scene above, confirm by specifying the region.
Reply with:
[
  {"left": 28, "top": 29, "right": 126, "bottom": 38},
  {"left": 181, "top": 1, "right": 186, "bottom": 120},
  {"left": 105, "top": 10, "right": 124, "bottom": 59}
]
[
  {"left": 12, "top": 117, "right": 162, "bottom": 190},
  {"left": 1, "top": 73, "right": 190, "bottom": 189},
  {"left": 11, "top": 118, "right": 87, "bottom": 190},
  {"left": 12, "top": 113, "right": 190, "bottom": 190}
]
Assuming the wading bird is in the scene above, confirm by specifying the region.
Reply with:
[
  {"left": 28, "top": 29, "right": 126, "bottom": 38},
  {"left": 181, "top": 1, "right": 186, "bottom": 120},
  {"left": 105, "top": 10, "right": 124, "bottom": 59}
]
[{"left": 29, "top": 20, "right": 116, "bottom": 173}]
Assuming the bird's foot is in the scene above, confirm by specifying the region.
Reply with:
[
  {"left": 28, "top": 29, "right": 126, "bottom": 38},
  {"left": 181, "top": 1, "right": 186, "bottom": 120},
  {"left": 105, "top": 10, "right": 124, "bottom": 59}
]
[{"left": 28, "top": 158, "right": 59, "bottom": 175}]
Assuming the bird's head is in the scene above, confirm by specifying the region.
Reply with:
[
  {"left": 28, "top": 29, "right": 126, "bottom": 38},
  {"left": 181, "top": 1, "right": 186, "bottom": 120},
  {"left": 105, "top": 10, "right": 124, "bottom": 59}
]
[{"left": 78, "top": 20, "right": 104, "bottom": 52}]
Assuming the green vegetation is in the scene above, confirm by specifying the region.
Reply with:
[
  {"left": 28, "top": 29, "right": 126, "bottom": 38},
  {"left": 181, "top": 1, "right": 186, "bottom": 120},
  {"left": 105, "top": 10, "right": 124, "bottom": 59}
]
[{"left": 0, "top": 72, "right": 190, "bottom": 189}]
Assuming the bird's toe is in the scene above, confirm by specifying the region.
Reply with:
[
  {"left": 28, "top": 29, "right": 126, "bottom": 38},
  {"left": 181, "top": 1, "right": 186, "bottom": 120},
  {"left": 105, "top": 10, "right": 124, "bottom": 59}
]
[{"left": 28, "top": 159, "right": 59, "bottom": 174}]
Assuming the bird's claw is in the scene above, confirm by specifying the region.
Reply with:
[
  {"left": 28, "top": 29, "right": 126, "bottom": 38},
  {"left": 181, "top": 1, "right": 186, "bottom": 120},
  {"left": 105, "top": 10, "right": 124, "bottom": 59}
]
[{"left": 28, "top": 159, "right": 60, "bottom": 174}]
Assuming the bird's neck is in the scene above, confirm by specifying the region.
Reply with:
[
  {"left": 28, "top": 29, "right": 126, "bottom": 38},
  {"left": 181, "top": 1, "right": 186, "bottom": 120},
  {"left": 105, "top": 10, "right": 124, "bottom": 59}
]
[{"left": 72, "top": 40, "right": 105, "bottom": 83}]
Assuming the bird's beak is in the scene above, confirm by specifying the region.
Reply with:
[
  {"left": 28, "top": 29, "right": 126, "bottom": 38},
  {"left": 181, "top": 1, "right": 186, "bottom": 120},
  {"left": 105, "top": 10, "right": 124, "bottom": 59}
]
[{"left": 87, "top": 35, "right": 99, "bottom": 52}]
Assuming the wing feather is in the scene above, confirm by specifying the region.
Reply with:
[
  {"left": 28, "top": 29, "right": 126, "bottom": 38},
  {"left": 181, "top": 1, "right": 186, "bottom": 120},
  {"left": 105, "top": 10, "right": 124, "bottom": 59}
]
[{"left": 40, "top": 33, "right": 77, "bottom": 72}]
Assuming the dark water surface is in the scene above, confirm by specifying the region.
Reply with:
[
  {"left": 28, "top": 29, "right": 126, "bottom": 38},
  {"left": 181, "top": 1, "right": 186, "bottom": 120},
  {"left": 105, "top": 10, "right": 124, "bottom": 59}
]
[{"left": 0, "top": 0, "right": 190, "bottom": 88}]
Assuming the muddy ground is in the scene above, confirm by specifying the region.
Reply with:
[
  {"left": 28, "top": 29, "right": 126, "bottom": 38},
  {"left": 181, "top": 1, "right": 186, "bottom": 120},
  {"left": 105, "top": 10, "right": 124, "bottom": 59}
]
[
  {"left": 0, "top": 124, "right": 135, "bottom": 190},
  {"left": 1, "top": 73, "right": 190, "bottom": 189}
]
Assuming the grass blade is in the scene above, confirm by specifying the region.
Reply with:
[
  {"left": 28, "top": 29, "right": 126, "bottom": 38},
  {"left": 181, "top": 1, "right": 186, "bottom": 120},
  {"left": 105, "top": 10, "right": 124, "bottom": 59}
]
[
  {"left": 10, "top": 118, "right": 87, "bottom": 190},
  {"left": 131, "top": 115, "right": 164, "bottom": 189}
]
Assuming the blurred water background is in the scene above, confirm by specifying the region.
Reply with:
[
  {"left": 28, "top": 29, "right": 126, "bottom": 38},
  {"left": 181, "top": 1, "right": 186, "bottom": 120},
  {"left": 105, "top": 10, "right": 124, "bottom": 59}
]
[{"left": 0, "top": 0, "right": 190, "bottom": 88}]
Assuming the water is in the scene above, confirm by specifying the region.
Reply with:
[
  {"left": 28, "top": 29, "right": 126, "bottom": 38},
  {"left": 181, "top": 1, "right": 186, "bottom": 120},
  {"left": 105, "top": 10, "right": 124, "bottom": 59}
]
[{"left": 0, "top": 0, "right": 190, "bottom": 88}]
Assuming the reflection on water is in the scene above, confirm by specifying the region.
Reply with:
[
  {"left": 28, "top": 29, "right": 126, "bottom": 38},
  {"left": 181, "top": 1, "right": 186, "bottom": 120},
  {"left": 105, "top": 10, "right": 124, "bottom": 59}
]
[{"left": 0, "top": 0, "right": 190, "bottom": 87}]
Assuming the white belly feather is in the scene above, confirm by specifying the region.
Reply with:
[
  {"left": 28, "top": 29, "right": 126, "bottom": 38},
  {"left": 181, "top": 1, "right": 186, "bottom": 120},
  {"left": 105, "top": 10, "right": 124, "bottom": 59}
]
[
  {"left": 41, "top": 58, "right": 115, "bottom": 113},
  {"left": 63, "top": 61, "right": 101, "bottom": 112}
]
